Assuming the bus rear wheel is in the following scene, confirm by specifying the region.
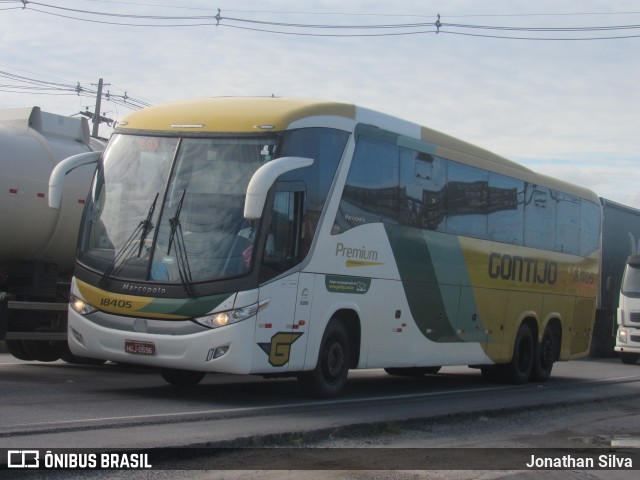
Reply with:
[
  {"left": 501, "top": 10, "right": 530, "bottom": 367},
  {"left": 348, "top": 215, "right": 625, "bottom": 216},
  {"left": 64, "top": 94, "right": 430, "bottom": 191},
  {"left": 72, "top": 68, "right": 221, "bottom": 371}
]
[
  {"left": 298, "top": 319, "right": 350, "bottom": 398},
  {"left": 483, "top": 323, "right": 534, "bottom": 384},
  {"left": 503, "top": 323, "right": 534, "bottom": 384},
  {"left": 531, "top": 325, "right": 557, "bottom": 382},
  {"left": 160, "top": 368, "right": 206, "bottom": 387}
]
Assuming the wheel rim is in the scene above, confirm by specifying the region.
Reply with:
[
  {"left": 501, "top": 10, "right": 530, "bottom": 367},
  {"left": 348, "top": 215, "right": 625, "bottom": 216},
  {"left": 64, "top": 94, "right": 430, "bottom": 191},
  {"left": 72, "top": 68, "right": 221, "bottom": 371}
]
[
  {"left": 540, "top": 334, "right": 554, "bottom": 369},
  {"left": 323, "top": 338, "right": 345, "bottom": 383}
]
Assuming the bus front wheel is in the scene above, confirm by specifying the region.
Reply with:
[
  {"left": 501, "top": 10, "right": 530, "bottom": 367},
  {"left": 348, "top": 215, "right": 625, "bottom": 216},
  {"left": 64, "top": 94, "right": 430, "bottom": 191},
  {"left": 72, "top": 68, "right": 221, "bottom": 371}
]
[
  {"left": 160, "top": 368, "right": 206, "bottom": 387},
  {"left": 503, "top": 323, "right": 534, "bottom": 384},
  {"left": 298, "top": 319, "right": 350, "bottom": 398}
]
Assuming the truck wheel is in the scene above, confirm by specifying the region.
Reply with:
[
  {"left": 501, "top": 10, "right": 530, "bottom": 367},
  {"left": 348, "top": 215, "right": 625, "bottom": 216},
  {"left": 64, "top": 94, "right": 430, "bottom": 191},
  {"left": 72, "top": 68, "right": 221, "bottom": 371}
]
[
  {"left": 22, "top": 340, "right": 67, "bottom": 362},
  {"left": 531, "top": 326, "right": 557, "bottom": 382},
  {"left": 61, "top": 347, "right": 107, "bottom": 365},
  {"left": 620, "top": 353, "right": 639, "bottom": 365},
  {"left": 298, "top": 319, "right": 350, "bottom": 398},
  {"left": 160, "top": 368, "right": 206, "bottom": 386},
  {"left": 5, "top": 340, "right": 34, "bottom": 361}
]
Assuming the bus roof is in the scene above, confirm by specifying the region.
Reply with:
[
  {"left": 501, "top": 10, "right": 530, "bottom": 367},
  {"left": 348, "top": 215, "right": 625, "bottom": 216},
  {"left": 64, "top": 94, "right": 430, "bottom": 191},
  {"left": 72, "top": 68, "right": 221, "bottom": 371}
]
[
  {"left": 117, "top": 97, "right": 356, "bottom": 134},
  {"left": 117, "top": 96, "right": 598, "bottom": 203}
]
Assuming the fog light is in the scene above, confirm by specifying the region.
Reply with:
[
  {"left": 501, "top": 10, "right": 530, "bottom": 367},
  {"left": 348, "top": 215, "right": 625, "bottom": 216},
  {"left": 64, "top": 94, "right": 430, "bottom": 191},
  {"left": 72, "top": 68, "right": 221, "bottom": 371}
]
[
  {"left": 206, "top": 345, "right": 230, "bottom": 361},
  {"left": 72, "top": 328, "right": 85, "bottom": 346},
  {"left": 214, "top": 346, "right": 229, "bottom": 358}
]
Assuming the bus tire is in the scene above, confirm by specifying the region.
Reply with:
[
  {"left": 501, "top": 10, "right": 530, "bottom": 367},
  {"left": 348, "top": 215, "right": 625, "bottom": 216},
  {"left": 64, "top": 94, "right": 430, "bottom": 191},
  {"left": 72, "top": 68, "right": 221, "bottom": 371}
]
[
  {"left": 531, "top": 325, "right": 557, "bottom": 382},
  {"left": 385, "top": 366, "right": 441, "bottom": 377},
  {"left": 502, "top": 323, "right": 534, "bottom": 384},
  {"left": 160, "top": 368, "right": 206, "bottom": 387},
  {"left": 5, "top": 340, "right": 34, "bottom": 361},
  {"left": 298, "top": 319, "right": 350, "bottom": 398}
]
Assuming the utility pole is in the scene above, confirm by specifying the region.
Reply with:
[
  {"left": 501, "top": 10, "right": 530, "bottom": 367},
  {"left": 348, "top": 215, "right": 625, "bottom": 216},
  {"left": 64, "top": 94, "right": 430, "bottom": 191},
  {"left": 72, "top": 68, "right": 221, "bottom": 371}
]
[{"left": 92, "top": 78, "right": 104, "bottom": 138}]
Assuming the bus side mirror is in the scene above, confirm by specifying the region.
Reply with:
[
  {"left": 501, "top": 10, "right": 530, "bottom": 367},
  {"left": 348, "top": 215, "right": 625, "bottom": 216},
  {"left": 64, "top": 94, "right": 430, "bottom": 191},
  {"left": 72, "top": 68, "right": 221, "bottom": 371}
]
[
  {"left": 244, "top": 156, "right": 313, "bottom": 219},
  {"left": 49, "top": 151, "right": 101, "bottom": 209}
]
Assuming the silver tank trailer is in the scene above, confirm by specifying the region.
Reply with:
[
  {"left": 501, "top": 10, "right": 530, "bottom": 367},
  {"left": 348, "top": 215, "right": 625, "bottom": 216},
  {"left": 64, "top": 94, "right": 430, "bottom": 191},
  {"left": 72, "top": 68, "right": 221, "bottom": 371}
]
[{"left": 0, "top": 106, "right": 104, "bottom": 361}]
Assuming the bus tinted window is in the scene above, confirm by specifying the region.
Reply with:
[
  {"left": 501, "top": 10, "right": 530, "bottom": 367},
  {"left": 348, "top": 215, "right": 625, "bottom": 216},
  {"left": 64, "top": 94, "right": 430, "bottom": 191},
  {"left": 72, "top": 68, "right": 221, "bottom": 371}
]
[
  {"left": 279, "top": 128, "right": 348, "bottom": 214},
  {"left": 341, "top": 135, "right": 400, "bottom": 226},
  {"left": 524, "top": 184, "right": 556, "bottom": 251},
  {"left": 279, "top": 127, "right": 349, "bottom": 249},
  {"left": 336, "top": 126, "right": 598, "bottom": 257},
  {"left": 488, "top": 173, "right": 524, "bottom": 245},
  {"left": 400, "top": 149, "right": 447, "bottom": 230},
  {"left": 445, "top": 162, "right": 488, "bottom": 239},
  {"left": 556, "top": 193, "right": 580, "bottom": 255},
  {"left": 580, "top": 200, "right": 601, "bottom": 255}
]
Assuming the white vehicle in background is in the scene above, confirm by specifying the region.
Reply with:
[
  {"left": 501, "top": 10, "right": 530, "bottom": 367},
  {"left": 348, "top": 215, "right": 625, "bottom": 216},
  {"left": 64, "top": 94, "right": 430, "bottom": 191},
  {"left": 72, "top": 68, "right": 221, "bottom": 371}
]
[{"left": 616, "top": 253, "right": 640, "bottom": 364}]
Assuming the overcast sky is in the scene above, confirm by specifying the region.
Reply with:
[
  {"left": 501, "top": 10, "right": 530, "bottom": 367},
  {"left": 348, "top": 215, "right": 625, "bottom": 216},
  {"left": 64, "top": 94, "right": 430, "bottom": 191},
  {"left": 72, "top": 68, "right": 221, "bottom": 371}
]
[{"left": 1, "top": 0, "right": 639, "bottom": 207}]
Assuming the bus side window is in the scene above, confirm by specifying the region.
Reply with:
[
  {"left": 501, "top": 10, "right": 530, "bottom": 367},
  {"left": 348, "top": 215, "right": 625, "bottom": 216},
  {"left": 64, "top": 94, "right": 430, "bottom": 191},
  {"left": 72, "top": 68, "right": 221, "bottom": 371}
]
[
  {"left": 580, "top": 199, "right": 600, "bottom": 255},
  {"left": 524, "top": 184, "right": 556, "bottom": 251},
  {"left": 260, "top": 189, "right": 305, "bottom": 282}
]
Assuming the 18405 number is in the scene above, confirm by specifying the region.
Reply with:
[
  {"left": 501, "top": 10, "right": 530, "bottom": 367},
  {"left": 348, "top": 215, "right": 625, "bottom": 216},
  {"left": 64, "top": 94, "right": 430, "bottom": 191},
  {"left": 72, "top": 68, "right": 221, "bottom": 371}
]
[{"left": 100, "top": 298, "right": 133, "bottom": 309}]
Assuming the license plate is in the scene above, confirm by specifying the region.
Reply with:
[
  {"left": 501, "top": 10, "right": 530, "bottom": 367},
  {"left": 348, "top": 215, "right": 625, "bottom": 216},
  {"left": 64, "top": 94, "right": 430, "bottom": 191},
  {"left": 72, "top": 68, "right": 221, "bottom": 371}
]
[{"left": 125, "top": 340, "right": 156, "bottom": 355}]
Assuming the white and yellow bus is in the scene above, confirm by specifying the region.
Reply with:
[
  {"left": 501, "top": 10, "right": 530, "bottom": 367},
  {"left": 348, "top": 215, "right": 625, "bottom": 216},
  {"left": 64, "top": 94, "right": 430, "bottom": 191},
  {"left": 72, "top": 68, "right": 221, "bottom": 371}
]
[{"left": 52, "top": 97, "right": 601, "bottom": 397}]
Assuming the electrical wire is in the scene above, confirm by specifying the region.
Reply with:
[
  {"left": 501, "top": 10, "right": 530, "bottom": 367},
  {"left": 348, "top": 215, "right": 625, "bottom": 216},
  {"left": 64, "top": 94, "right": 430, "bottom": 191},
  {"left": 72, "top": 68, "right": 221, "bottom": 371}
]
[
  {"left": 0, "top": 1, "right": 635, "bottom": 39},
  {"left": 0, "top": 69, "right": 152, "bottom": 109}
]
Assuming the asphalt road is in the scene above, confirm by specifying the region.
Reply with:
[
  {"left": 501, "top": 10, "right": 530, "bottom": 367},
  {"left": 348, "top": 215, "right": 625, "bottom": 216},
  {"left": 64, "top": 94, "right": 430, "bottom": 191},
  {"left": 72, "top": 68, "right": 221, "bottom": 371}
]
[{"left": 2, "top": 354, "right": 640, "bottom": 479}]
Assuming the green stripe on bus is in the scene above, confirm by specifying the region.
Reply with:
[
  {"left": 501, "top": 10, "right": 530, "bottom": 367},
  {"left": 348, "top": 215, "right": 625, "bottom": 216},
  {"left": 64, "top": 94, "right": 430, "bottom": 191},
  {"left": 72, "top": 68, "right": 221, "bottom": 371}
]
[
  {"left": 138, "top": 293, "right": 232, "bottom": 318},
  {"left": 384, "top": 224, "right": 460, "bottom": 342}
]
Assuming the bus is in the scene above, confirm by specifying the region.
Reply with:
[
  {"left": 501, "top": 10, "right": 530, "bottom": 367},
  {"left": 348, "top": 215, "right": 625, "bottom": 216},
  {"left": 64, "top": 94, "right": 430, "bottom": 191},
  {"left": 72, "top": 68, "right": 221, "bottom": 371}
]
[{"left": 51, "top": 97, "right": 601, "bottom": 397}]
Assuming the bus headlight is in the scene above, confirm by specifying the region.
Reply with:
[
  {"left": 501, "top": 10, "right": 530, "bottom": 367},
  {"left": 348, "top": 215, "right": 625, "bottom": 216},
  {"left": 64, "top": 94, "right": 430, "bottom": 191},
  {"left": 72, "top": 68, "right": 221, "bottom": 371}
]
[
  {"left": 70, "top": 293, "right": 98, "bottom": 315},
  {"left": 194, "top": 299, "right": 270, "bottom": 329}
]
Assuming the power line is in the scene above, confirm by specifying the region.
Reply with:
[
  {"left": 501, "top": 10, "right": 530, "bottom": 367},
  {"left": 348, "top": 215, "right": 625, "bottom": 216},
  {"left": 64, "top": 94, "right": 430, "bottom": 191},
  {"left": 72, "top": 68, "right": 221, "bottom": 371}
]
[
  {"left": 0, "top": 69, "right": 153, "bottom": 110},
  {"left": 72, "top": 1, "right": 640, "bottom": 19},
  {"left": 4, "top": 2, "right": 637, "bottom": 40}
]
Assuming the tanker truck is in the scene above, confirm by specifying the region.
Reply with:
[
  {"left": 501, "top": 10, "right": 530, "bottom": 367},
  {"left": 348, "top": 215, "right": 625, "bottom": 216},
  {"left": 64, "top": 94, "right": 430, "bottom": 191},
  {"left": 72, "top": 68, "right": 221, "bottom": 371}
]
[{"left": 0, "top": 106, "right": 105, "bottom": 361}]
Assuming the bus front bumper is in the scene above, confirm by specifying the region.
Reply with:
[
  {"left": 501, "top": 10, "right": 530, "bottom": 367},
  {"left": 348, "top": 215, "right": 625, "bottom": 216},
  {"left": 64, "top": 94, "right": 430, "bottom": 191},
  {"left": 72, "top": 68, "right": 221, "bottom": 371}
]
[{"left": 67, "top": 308, "right": 256, "bottom": 373}]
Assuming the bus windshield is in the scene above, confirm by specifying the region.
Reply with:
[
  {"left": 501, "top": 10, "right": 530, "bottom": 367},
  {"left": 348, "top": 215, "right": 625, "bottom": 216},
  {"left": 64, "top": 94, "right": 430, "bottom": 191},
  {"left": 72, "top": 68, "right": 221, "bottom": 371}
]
[{"left": 78, "top": 134, "right": 277, "bottom": 285}]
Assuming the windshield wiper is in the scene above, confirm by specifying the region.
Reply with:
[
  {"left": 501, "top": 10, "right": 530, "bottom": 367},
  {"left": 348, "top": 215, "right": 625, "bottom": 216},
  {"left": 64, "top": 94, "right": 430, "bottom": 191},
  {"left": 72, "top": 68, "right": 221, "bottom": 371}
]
[
  {"left": 137, "top": 192, "right": 159, "bottom": 257},
  {"left": 99, "top": 193, "right": 159, "bottom": 287},
  {"left": 167, "top": 189, "right": 195, "bottom": 296}
]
